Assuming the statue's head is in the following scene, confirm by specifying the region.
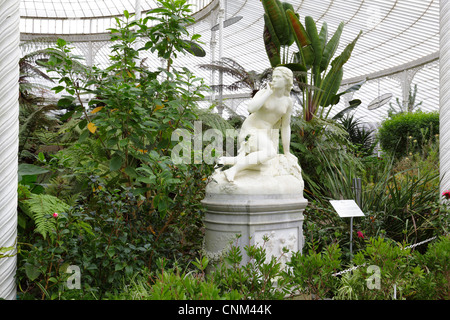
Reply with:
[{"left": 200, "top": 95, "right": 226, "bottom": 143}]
[{"left": 272, "top": 66, "right": 293, "bottom": 96}]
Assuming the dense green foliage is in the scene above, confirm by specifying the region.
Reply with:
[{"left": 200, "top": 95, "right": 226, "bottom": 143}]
[
  {"left": 15, "top": 0, "right": 215, "bottom": 299},
  {"left": 7, "top": 0, "right": 448, "bottom": 301},
  {"left": 378, "top": 111, "right": 439, "bottom": 157}
]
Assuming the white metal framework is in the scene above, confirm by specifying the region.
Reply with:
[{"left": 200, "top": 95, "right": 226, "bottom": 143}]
[
  {"left": 17, "top": 0, "right": 440, "bottom": 123},
  {"left": 440, "top": 0, "right": 450, "bottom": 198},
  {"left": 0, "top": 0, "right": 20, "bottom": 300}
]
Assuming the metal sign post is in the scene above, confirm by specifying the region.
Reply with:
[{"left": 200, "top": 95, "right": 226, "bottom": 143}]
[{"left": 329, "top": 199, "right": 365, "bottom": 257}]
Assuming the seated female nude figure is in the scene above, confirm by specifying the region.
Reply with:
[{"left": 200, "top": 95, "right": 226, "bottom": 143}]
[{"left": 217, "top": 66, "right": 296, "bottom": 182}]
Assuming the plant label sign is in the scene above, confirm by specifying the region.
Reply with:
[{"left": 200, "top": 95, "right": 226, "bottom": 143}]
[{"left": 329, "top": 200, "right": 365, "bottom": 218}]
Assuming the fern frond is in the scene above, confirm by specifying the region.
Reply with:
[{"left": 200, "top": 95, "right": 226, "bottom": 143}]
[{"left": 24, "top": 194, "right": 70, "bottom": 239}]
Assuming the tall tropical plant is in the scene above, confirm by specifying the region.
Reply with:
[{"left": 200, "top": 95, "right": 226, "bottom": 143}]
[
  {"left": 261, "top": 0, "right": 363, "bottom": 122},
  {"left": 18, "top": 48, "right": 63, "bottom": 162},
  {"left": 40, "top": 0, "right": 214, "bottom": 271},
  {"left": 337, "top": 114, "right": 377, "bottom": 158},
  {"left": 19, "top": 49, "right": 55, "bottom": 104},
  {"left": 198, "top": 57, "right": 272, "bottom": 97}
]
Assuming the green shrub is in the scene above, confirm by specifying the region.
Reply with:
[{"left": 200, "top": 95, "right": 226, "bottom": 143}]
[
  {"left": 378, "top": 111, "right": 439, "bottom": 157},
  {"left": 29, "top": 0, "right": 213, "bottom": 276},
  {"left": 117, "top": 239, "right": 293, "bottom": 300},
  {"left": 414, "top": 235, "right": 450, "bottom": 300},
  {"left": 116, "top": 260, "right": 242, "bottom": 300},
  {"left": 287, "top": 243, "right": 342, "bottom": 299},
  {"left": 211, "top": 237, "right": 293, "bottom": 300},
  {"left": 340, "top": 237, "right": 423, "bottom": 300},
  {"left": 17, "top": 210, "right": 98, "bottom": 300}
]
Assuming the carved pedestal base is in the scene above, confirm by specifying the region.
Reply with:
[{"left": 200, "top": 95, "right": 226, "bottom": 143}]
[{"left": 201, "top": 193, "right": 307, "bottom": 269}]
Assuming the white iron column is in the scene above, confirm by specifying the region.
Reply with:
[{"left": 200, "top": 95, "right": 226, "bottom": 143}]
[
  {"left": 135, "top": 0, "right": 141, "bottom": 20},
  {"left": 217, "top": 4, "right": 224, "bottom": 115},
  {"left": 210, "top": 30, "right": 216, "bottom": 103},
  {"left": 441, "top": 0, "right": 450, "bottom": 197},
  {"left": 0, "top": 0, "right": 20, "bottom": 300},
  {"left": 134, "top": 0, "right": 142, "bottom": 73}
]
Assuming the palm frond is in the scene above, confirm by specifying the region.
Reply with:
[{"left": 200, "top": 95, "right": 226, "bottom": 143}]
[
  {"left": 198, "top": 62, "right": 246, "bottom": 80},
  {"left": 198, "top": 58, "right": 272, "bottom": 95}
]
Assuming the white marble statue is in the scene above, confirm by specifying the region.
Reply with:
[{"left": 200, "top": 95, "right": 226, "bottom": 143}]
[
  {"left": 209, "top": 66, "right": 304, "bottom": 196},
  {"left": 217, "top": 66, "right": 297, "bottom": 182},
  {"left": 203, "top": 67, "right": 306, "bottom": 267}
]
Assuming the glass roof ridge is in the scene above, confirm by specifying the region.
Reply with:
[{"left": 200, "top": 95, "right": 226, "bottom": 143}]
[{"left": 18, "top": 0, "right": 441, "bottom": 124}]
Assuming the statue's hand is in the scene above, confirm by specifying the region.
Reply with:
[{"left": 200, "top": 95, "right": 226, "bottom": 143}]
[{"left": 215, "top": 156, "right": 236, "bottom": 166}]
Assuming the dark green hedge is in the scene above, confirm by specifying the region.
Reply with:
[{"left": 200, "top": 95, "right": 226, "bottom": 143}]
[{"left": 378, "top": 111, "right": 439, "bottom": 157}]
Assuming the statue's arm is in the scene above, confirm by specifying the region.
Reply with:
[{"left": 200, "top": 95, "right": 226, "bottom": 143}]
[
  {"left": 247, "top": 85, "right": 273, "bottom": 114},
  {"left": 281, "top": 100, "right": 293, "bottom": 155}
]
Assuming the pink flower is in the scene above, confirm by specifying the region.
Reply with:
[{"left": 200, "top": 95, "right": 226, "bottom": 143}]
[
  {"left": 357, "top": 231, "right": 364, "bottom": 239},
  {"left": 53, "top": 212, "right": 59, "bottom": 218},
  {"left": 442, "top": 190, "right": 450, "bottom": 200}
]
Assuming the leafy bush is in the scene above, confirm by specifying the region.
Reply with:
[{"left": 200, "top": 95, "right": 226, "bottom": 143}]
[
  {"left": 287, "top": 243, "right": 342, "bottom": 299},
  {"left": 18, "top": 184, "right": 161, "bottom": 299},
  {"left": 211, "top": 237, "right": 293, "bottom": 300},
  {"left": 414, "top": 235, "right": 450, "bottom": 300},
  {"left": 18, "top": 210, "right": 96, "bottom": 300},
  {"left": 16, "top": 0, "right": 215, "bottom": 299},
  {"left": 116, "top": 259, "right": 242, "bottom": 300},
  {"left": 117, "top": 239, "right": 293, "bottom": 300},
  {"left": 378, "top": 111, "right": 439, "bottom": 157},
  {"left": 40, "top": 0, "right": 213, "bottom": 268},
  {"left": 339, "top": 237, "right": 423, "bottom": 300}
]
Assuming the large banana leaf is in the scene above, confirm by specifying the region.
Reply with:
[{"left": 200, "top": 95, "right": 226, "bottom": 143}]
[
  {"left": 263, "top": 14, "right": 281, "bottom": 68},
  {"left": 286, "top": 9, "right": 310, "bottom": 48},
  {"left": 320, "top": 22, "right": 344, "bottom": 72},
  {"left": 330, "top": 30, "right": 363, "bottom": 71},
  {"left": 319, "top": 31, "right": 363, "bottom": 108},
  {"left": 318, "top": 22, "right": 328, "bottom": 54},
  {"left": 263, "top": 13, "right": 281, "bottom": 48},
  {"left": 276, "top": 0, "right": 291, "bottom": 46},
  {"left": 305, "top": 16, "right": 323, "bottom": 72},
  {"left": 318, "top": 67, "right": 343, "bottom": 108},
  {"left": 281, "top": 1, "right": 296, "bottom": 46},
  {"left": 262, "top": 0, "right": 290, "bottom": 46},
  {"left": 281, "top": 62, "right": 307, "bottom": 72},
  {"left": 286, "top": 9, "right": 314, "bottom": 69}
]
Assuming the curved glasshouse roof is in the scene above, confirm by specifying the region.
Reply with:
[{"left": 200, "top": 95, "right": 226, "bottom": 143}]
[{"left": 19, "top": 0, "right": 440, "bottom": 125}]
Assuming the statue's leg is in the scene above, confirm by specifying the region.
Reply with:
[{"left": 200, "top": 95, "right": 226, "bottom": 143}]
[{"left": 223, "top": 134, "right": 276, "bottom": 182}]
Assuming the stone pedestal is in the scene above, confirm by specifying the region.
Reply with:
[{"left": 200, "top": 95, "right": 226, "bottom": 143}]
[
  {"left": 202, "top": 155, "right": 308, "bottom": 264},
  {"left": 202, "top": 193, "right": 307, "bottom": 267},
  {"left": 202, "top": 155, "right": 307, "bottom": 268}
]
